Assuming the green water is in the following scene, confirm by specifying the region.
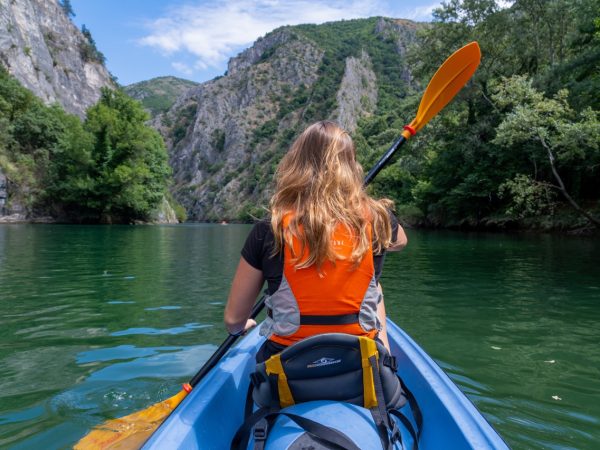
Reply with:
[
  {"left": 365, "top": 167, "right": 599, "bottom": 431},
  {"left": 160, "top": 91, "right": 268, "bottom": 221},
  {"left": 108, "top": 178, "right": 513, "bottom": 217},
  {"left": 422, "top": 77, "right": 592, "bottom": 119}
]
[{"left": 0, "top": 224, "right": 598, "bottom": 449}]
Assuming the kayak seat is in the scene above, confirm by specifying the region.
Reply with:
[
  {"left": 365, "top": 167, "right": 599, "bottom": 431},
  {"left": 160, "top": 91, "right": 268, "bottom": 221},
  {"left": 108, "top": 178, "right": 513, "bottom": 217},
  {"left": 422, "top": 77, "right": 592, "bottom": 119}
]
[{"left": 231, "top": 333, "right": 421, "bottom": 450}]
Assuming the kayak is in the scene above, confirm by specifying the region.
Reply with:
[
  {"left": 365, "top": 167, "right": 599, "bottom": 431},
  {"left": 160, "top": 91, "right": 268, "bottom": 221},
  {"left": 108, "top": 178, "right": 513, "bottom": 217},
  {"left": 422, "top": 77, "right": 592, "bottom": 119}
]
[{"left": 142, "top": 319, "right": 509, "bottom": 449}]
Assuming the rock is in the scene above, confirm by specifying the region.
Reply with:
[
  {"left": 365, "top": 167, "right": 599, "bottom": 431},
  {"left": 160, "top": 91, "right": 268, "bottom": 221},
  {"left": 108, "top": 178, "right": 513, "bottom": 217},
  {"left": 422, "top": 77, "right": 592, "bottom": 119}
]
[
  {"left": 332, "top": 50, "right": 378, "bottom": 133},
  {"left": 0, "top": 170, "right": 6, "bottom": 215},
  {"left": 0, "top": 0, "right": 115, "bottom": 118},
  {"left": 153, "top": 19, "right": 422, "bottom": 221}
]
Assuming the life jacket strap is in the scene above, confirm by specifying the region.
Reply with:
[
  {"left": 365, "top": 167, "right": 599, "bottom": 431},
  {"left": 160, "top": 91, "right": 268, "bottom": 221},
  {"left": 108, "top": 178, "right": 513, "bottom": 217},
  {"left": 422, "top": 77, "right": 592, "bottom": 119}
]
[
  {"left": 359, "top": 336, "right": 379, "bottom": 409},
  {"left": 264, "top": 354, "right": 294, "bottom": 408},
  {"left": 300, "top": 313, "right": 359, "bottom": 325},
  {"left": 230, "top": 407, "right": 362, "bottom": 450},
  {"left": 267, "top": 308, "right": 359, "bottom": 325}
]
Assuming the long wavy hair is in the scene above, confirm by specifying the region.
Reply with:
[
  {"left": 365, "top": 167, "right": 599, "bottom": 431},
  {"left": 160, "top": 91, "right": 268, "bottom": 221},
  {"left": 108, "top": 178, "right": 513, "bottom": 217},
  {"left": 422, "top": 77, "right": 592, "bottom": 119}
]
[{"left": 270, "top": 121, "right": 394, "bottom": 270}]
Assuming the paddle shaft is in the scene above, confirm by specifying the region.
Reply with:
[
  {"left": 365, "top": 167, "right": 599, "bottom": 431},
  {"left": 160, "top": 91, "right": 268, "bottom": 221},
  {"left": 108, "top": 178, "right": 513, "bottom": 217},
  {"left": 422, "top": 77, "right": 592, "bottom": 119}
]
[
  {"left": 189, "top": 296, "right": 266, "bottom": 387},
  {"left": 364, "top": 135, "right": 407, "bottom": 186}
]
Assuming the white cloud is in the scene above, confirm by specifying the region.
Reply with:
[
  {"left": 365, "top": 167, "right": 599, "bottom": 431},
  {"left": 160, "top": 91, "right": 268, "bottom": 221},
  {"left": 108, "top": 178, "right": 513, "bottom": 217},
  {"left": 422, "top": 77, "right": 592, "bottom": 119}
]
[
  {"left": 404, "top": 3, "right": 439, "bottom": 21},
  {"left": 139, "top": 0, "right": 443, "bottom": 76},
  {"left": 172, "top": 61, "right": 194, "bottom": 76}
]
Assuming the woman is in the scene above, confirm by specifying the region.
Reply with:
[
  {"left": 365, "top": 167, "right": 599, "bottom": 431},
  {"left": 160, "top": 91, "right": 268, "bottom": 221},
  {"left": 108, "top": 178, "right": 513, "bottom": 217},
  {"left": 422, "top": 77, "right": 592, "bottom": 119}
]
[{"left": 224, "top": 121, "right": 406, "bottom": 362}]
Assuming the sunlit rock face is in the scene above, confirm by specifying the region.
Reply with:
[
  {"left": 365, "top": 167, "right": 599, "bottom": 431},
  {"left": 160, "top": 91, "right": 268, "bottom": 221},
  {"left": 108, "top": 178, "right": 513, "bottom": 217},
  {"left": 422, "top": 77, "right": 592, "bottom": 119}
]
[
  {"left": 0, "top": 0, "right": 114, "bottom": 118},
  {"left": 158, "top": 19, "right": 418, "bottom": 221}
]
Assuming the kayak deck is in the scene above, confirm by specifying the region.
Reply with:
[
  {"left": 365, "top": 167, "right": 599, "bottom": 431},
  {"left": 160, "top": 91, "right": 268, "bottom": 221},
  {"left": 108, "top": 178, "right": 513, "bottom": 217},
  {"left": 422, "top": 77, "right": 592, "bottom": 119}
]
[{"left": 142, "top": 319, "right": 508, "bottom": 449}]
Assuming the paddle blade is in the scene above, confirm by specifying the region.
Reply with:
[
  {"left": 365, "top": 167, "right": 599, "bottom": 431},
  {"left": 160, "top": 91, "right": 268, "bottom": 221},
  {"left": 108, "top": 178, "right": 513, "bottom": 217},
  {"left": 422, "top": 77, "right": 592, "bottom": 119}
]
[
  {"left": 74, "top": 388, "right": 189, "bottom": 450},
  {"left": 411, "top": 41, "right": 481, "bottom": 134}
]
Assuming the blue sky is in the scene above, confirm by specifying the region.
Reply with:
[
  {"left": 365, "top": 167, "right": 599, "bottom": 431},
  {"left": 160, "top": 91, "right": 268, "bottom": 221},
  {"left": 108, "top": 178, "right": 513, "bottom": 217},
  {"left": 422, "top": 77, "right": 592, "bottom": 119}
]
[{"left": 70, "top": 0, "right": 443, "bottom": 86}]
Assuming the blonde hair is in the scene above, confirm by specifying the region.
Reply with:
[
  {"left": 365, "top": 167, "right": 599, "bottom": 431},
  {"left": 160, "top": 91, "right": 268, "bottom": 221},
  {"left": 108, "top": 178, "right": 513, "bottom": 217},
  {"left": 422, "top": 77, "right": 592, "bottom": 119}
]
[{"left": 270, "top": 121, "right": 394, "bottom": 270}]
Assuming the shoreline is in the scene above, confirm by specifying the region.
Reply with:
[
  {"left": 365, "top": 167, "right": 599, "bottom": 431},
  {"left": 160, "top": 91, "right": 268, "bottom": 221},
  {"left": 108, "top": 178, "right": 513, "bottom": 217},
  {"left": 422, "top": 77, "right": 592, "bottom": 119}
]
[{"left": 2, "top": 215, "right": 597, "bottom": 236}]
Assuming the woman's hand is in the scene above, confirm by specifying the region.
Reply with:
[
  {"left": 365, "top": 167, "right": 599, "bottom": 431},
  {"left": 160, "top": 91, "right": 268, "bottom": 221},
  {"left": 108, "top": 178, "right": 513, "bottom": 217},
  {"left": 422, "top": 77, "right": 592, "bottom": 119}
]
[
  {"left": 388, "top": 224, "right": 407, "bottom": 252},
  {"left": 227, "top": 318, "right": 257, "bottom": 336}
]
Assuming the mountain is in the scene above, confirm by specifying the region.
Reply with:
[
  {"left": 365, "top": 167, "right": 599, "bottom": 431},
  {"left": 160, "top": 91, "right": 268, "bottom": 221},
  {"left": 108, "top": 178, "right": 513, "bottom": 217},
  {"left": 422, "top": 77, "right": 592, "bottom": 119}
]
[
  {"left": 124, "top": 76, "right": 198, "bottom": 117},
  {"left": 0, "top": 0, "right": 114, "bottom": 118},
  {"left": 155, "top": 17, "right": 421, "bottom": 221}
]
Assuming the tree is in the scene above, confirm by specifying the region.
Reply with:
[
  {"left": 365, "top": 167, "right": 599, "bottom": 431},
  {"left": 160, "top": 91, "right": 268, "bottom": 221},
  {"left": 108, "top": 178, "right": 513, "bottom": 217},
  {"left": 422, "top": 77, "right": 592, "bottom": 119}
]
[
  {"left": 83, "top": 88, "right": 171, "bottom": 223},
  {"left": 80, "top": 25, "right": 106, "bottom": 64},
  {"left": 492, "top": 76, "right": 600, "bottom": 227},
  {"left": 59, "top": 0, "right": 75, "bottom": 17}
]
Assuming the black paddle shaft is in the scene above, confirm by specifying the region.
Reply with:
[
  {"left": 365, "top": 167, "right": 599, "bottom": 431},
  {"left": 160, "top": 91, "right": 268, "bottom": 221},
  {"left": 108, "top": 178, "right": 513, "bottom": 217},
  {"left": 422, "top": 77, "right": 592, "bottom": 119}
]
[
  {"left": 364, "top": 135, "right": 407, "bottom": 186},
  {"left": 189, "top": 131, "right": 410, "bottom": 389},
  {"left": 189, "top": 296, "right": 266, "bottom": 387}
]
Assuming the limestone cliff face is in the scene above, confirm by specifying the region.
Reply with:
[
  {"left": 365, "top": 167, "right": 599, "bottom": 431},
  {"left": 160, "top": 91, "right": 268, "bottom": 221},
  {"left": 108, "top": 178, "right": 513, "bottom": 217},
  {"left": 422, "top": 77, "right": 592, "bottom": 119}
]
[
  {"left": 332, "top": 50, "right": 378, "bottom": 133},
  {"left": 0, "top": 0, "right": 114, "bottom": 118},
  {"left": 156, "top": 18, "right": 420, "bottom": 221},
  {"left": 156, "top": 28, "right": 324, "bottom": 220}
]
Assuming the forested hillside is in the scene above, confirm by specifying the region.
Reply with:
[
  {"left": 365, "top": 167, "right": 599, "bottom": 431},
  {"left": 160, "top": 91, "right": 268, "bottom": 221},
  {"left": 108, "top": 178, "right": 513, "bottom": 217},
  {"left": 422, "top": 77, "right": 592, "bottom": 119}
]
[
  {"left": 383, "top": 0, "right": 600, "bottom": 230},
  {"left": 124, "top": 76, "right": 198, "bottom": 117}
]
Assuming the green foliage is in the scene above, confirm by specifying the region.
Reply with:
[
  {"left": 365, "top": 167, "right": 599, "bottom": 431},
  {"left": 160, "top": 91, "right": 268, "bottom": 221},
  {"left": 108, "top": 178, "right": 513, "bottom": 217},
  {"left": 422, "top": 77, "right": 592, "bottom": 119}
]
[
  {"left": 211, "top": 129, "right": 226, "bottom": 152},
  {"left": 295, "top": 18, "right": 408, "bottom": 122},
  {"left": 237, "top": 202, "right": 268, "bottom": 222},
  {"left": 59, "top": 0, "right": 75, "bottom": 17},
  {"left": 491, "top": 75, "right": 599, "bottom": 224},
  {"left": 123, "top": 77, "right": 198, "bottom": 117},
  {"left": 498, "top": 174, "right": 556, "bottom": 218},
  {"left": 165, "top": 192, "right": 187, "bottom": 222},
  {"left": 377, "top": 0, "right": 600, "bottom": 229},
  {"left": 0, "top": 68, "right": 170, "bottom": 222},
  {"left": 394, "top": 204, "right": 426, "bottom": 226},
  {"left": 80, "top": 25, "right": 105, "bottom": 64},
  {"left": 170, "top": 101, "right": 198, "bottom": 143},
  {"left": 83, "top": 88, "right": 171, "bottom": 222},
  {"left": 492, "top": 76, "right": 600, "bottom": 168}
]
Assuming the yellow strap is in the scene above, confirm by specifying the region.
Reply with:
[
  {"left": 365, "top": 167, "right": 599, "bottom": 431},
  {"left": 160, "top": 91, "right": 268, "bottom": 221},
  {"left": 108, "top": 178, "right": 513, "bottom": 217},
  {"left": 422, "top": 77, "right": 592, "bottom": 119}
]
[
  {"left": 359, "top": 337, "right": 379, "bottom": 408},
  {"left": 265, "top": 354, "right": 295, "bottom": 408}
]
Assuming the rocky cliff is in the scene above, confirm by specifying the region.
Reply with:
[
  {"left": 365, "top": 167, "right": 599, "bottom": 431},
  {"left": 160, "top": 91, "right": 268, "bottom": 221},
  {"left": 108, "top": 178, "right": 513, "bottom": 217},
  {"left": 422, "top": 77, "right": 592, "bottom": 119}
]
[
  {"left": 0, "top": 0, "right": 114, "bottom": 118},
  {"left": 157, "top": 18, "right": 420, "bottom": 221}
]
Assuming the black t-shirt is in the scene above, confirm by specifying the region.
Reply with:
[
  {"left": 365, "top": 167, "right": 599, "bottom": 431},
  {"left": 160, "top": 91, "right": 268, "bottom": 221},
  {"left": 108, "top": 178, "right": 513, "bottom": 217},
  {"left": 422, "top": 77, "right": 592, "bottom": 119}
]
[{"left": 241, "top": 215, "right": 399, "bottom": 295}]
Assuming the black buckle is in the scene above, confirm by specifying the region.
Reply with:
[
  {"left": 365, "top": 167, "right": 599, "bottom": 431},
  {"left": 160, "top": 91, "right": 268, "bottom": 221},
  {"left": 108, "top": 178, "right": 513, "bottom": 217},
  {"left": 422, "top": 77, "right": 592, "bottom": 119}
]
[
  {"left": 250, "top": 371, "right": 265, "bottom": 387},
  {"left": 253, "top": 418, "right": 269, "bottom": 442},
  {"left": 383, "top": 355, "right": 397, "bottom": 371}
]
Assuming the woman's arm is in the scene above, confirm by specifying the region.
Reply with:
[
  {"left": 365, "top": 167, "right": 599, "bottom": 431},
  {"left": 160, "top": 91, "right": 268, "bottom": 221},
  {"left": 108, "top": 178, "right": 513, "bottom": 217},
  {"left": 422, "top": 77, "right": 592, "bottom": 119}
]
[
  {"left": 387, "top": 223, "right": 407, "bottom": 252},
  {"left": 224, "top": 257, "right": 264, "bottom": 335}
]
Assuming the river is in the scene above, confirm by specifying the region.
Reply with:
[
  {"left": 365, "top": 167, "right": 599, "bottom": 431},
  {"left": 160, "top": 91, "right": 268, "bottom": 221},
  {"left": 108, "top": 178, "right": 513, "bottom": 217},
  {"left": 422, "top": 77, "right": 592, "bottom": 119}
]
[{"left": 0, "top": 224, "right": 599, "bottom": 449}]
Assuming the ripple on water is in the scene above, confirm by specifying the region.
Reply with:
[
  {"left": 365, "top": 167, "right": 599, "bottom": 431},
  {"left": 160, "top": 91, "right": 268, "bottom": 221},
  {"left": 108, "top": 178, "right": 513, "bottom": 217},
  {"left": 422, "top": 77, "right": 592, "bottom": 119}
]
[
  {"left": 83, "top": 344, "right": 217, "bottom": 382},
  {"left": 144, "top": 305, "right": 182, "bottom": 311},
  {"left": 110, "top": 323, "right": 212, "bottom": 336},
  {"left": 76, "top": 344, "right": 180, "bottom": 364}
]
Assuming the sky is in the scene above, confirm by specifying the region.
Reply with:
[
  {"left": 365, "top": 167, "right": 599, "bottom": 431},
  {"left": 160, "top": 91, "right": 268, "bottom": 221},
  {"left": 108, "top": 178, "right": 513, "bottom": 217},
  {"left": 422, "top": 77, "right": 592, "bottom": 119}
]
[{"left": 69, "top": 0, "right": 443, "bottom": 86}]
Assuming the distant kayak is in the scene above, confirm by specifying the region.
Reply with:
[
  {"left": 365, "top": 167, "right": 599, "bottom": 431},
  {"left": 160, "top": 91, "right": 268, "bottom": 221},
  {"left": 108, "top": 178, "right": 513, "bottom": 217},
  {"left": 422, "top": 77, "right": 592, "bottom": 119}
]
[{"left": 142, "top": 319, "right": 508, "bottom": 449}]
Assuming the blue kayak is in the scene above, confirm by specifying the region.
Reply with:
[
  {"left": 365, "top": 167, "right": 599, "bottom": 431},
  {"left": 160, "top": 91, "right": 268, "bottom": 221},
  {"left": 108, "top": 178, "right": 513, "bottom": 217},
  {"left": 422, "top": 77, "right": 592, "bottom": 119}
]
[{"left": 142, "top": 319, "right": 508, "bottom": 449}]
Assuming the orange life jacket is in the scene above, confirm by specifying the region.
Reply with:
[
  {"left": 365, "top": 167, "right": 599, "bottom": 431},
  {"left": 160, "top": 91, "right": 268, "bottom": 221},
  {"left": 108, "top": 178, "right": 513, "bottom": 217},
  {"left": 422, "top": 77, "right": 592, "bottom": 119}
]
[{"left": 259, "top": 214, "right": 381, "bottom": 346}]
